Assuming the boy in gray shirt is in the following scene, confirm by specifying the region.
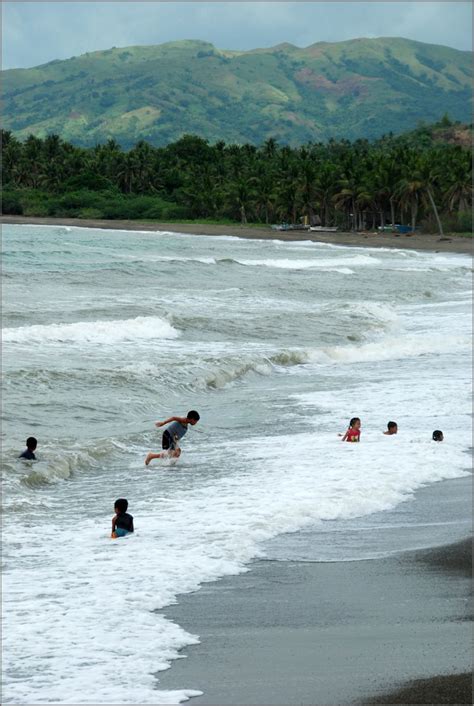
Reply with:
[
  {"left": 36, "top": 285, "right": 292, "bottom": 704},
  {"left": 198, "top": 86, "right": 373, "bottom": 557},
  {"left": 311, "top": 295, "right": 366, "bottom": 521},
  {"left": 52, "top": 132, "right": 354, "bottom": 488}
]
[{"left": 145, "top": 410, "right": 200, "bottom": 465}]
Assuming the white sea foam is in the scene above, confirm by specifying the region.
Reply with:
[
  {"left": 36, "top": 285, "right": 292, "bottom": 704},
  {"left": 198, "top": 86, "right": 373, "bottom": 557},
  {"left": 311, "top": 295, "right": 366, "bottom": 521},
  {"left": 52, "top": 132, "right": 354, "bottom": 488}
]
[
  {"left": 312, "top": 332, "right": 471, "bottom": 365},
  {"left": 2, "top": 316, "right": 179, "bottom": 344},
  {"left": 113, "top": 255, "right": 362, "bottom": 272},
  {"left": 345, "top": 301, "right": 400, "bottom": 325},
  {"left": 234, "top": 254, "right": 379, "bottom": 269},
  {"left": 331, "top": 267, "right": 354, "bottom": 274},
  {"left": 199, "top": 330, "right": 444, "bottom": 390},
  {"left": 3, "top": 426, "right": 470, "bottom": 704},
  {"left": 115, "top": 253, "right": 218, "bottom": 264}
]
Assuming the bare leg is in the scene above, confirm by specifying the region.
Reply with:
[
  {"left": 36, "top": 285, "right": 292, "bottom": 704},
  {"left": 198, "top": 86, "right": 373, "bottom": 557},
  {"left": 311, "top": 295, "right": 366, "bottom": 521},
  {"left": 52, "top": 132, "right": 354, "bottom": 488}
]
[
  {"left": 145, "top": 451, "right": 165, "bottom": 465},
  {"left": 145, "top": 447, "right": 181, "bottom": 465}
]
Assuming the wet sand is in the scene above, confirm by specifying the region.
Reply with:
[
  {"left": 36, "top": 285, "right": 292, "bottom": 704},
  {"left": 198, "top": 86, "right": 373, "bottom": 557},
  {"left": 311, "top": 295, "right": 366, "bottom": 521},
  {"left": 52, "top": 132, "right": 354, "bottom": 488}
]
[
  {"left": 156, "top": 537, "right": 472, "bottom": 705},
  {"left": 2, "top": 215, "right": 472, "bottom": 254},
  {"left": 365, "top": 672, "right": 472, "bottom": 704}
]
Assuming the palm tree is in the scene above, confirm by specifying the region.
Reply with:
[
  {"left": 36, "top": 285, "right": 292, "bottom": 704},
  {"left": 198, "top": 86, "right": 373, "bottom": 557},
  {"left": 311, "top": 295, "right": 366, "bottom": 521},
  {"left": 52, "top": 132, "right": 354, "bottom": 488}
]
[
  {"left": 313, "top": 162, "right": 338, "bottom": 226},
  {"left": 395, "top": 175, "right": 423, "bottom": 231},
  {"left": 21, "top": 135, "right": 44, "bottom": 189},
  {"left": 277, "top": 164, "right": 301, "bottom": 224},
  {"left": 1, "top": 131, "right": 23, "bottom": 187},
  {"left": 444, "top": 151, "right": 472, "bottom": 213},
  {"left": 254, "top": 167, "right": 277, "bottom": 224},
  {"left": 372, "top": 152, "right": 401, "bottom": 228},
  {"left": 226, "top": 176, "right": 257, "bottom": 224},
  {"left": 333, "top": 175, "right": 360, "bottom": 230},
  {"left": 418, "top": 151, "right": 445, "bottom": 235},
  {"left": 297, "top": 162, "right": 318, "bottom": 224}
]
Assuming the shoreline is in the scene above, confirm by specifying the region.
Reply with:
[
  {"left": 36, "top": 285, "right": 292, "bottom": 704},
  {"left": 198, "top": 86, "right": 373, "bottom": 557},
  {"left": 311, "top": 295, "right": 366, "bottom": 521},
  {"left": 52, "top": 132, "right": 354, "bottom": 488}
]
[
  {"left": 157, "top": 520, "right": 472, "bottom": 706},
  {"left": 157, "top": 536, "right": 472, "bottom": 705},
  {"left": 2, "top": 215, "right": 473, "bottom": 254}
]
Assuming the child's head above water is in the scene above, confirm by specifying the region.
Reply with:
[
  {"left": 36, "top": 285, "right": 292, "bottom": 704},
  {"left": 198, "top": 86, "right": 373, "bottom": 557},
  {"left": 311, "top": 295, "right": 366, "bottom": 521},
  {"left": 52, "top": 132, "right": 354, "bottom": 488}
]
[
  {"left": 187, "top": 410, "right": 200, "bottom": 425},
  {"left": 432, "top": 430, "right": 444, "bottom": 442},
  {"left": 26, "top": 436, "right": 37, "bottom": 451},
  {"left": 349, "top": 417, "right": 361, "bottom": 429},
  {"left": 114, "top": 498, "right": 129, "bottom": 514},
  {"left": 386, "top": 421, "right": 398, "bottom": 434}
]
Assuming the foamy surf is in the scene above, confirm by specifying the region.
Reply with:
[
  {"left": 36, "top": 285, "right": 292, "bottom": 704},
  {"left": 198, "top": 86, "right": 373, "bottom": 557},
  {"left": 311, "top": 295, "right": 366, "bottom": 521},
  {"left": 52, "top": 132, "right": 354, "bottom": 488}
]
[
  {"left": 3, "top": 315, "right": 179, "bottom": 344},
  {"left": 3, "top": 428, "right": 470, "bottom": 703},
  {"left": 2, "top": 224, "right": 471, "bottom": 704},
  {"left": 234, "top": 254, "right": 379, "bottom": 269}
]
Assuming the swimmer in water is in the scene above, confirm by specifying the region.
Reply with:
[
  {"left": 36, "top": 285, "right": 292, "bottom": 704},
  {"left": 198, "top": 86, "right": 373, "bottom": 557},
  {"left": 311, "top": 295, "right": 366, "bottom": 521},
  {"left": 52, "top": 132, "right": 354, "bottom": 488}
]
[
  {"left": 19, "top": 436, "right": 37, "bottom": 460},
  {"left": 384, "top": 421, "right": 398, "bottom": 435},
  {"left": 111, "top": 498, "right": 134, "bottom": 538},
  {"left": 145, "top": 410, "right": 200, "bottom": 465},
  {"left": 432, "top": 430, "right": 444, "bottom": 442},
  {"left": 341, "top": 417, "right": 361, "bottom": 442}
]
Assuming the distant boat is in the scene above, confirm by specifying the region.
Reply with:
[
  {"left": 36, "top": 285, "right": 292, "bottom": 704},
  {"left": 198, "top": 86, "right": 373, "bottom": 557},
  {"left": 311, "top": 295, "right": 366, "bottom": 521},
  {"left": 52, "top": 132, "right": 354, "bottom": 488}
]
[
  {"left": 309, "top": 226, "right": 338, "bottom": 232},
  {"left": 271, "top": 223, "right": 311, "bottom": 232},
  {"left": 377, "top": 225, "right": 415, "bottom": 234}
]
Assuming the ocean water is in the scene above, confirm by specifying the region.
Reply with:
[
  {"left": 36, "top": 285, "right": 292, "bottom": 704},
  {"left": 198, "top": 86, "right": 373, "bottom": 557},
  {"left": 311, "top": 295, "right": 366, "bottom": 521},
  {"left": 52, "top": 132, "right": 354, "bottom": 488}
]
[{"left": 2, "top": 224, "right": 472, "bottom": 704}]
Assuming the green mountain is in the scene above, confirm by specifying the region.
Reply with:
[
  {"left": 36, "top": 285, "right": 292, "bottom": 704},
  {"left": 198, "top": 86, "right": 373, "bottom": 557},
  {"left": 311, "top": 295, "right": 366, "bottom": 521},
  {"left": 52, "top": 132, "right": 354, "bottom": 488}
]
[{"left": 3, "top": 37, "right": 472, "bottom": 147}]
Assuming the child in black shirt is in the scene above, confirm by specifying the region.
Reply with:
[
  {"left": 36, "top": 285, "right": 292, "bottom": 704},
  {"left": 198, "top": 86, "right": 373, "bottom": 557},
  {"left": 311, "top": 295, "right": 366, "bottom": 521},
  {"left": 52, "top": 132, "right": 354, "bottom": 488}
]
[
  {"left": 19, "top": 436, "right": 37, "bottom": 460},
  {"left": 111, "top": 498, "right": 134, "bottom": 538}
]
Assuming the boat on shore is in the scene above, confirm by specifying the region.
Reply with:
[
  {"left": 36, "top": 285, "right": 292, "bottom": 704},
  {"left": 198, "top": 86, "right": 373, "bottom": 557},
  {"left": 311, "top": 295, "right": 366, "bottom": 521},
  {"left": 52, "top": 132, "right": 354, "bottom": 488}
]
[
  {"left": 271, "top": 223, "right": 311, "bottom": 232},
  {"left": 309, "top": 226, "right": 338, "bottom": 232}
]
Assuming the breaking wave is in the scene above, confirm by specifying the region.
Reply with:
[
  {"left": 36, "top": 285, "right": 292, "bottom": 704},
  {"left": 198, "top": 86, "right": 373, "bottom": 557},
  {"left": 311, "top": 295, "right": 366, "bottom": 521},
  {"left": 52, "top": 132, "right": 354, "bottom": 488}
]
[
  {"left": 225, "top": 254, "right": 378, "bottom": 269},
  {"left": 2, "top": 316, "right": 179, "bottom": 344},
  {"left": 310, "top": 332, "right": 471, "bottom": 365}
]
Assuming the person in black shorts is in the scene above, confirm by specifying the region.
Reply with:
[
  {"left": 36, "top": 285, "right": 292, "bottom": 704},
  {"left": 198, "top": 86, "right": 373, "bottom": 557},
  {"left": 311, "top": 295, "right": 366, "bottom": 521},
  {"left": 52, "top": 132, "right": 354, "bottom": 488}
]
[
  {"left": 145, "top": 411, "right": 200, "bottom": 465},
  {"left": 19, "top": 436, "right": 37, "bottom": 460},
  {"left": 111, "top": 498, "right": 134, "bottom": 538}
]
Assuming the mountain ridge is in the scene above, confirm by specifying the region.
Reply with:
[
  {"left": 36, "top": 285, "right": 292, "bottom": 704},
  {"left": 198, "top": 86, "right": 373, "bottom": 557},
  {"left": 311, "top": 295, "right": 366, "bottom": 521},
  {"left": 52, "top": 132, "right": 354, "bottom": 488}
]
[{"left": 3, "top": 37, "right": 471, "bottom": 147}]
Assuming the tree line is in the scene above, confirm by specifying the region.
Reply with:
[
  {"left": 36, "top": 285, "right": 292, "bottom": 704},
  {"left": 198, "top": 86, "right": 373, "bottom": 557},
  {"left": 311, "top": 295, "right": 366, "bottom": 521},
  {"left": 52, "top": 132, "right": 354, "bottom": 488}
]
[{"left": 2, "top": 119, "right": 472, "bottom": 233}]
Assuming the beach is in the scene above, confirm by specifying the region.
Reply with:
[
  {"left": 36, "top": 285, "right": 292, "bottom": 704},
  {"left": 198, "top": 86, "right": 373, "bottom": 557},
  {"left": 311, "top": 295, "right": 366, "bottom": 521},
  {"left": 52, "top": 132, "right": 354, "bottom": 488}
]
[
  {"left": 2, "top": 223, "right": 472, "bottom": 704},
  {"left": 1, "top": 215, "right": 472, "bottom": 254},
  {"left": 156, "top": 541, "right": 472, "bottom": 705},
  {"left": 156, "top": 478, "right": 473, "bottom": 705}
]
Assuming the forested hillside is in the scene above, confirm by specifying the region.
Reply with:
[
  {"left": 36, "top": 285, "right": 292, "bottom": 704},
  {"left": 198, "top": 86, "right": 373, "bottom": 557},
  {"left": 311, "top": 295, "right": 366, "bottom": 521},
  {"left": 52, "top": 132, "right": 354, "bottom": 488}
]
[{"left": 3, "top": 37, "right": 472, "bottom": 146}]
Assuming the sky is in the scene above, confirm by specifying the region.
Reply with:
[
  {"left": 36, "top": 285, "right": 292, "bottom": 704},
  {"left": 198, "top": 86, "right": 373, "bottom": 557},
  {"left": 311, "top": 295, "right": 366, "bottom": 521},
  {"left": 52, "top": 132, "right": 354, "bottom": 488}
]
[{"left": 2, "top": 1, "right": 472, "bottom": 70}]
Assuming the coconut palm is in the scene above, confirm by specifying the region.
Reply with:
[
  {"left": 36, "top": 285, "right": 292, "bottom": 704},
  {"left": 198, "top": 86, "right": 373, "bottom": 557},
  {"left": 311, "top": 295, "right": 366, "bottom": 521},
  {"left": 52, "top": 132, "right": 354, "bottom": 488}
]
[{"left": 444, "top": 151, "right": 473, "bottom": 213}]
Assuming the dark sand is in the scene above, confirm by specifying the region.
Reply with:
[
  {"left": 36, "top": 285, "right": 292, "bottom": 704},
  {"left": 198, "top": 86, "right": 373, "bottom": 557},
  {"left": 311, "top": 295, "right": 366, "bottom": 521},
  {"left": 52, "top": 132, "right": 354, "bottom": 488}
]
[
  {"left": 2, "top": 215, "right": 472, "bottom": 254},
  {"left": 365, "top": 672, "right": 473, "bottom": 704},
  {"left": 156, "top": 537, "right": 472, "bottom": 705}
]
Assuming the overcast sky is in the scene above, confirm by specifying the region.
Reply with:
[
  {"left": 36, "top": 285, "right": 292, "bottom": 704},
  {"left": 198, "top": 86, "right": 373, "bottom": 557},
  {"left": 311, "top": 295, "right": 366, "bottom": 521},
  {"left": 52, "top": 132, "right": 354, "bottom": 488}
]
[{"left": 2, "top": 1, "right": 472, "bottom": 70}]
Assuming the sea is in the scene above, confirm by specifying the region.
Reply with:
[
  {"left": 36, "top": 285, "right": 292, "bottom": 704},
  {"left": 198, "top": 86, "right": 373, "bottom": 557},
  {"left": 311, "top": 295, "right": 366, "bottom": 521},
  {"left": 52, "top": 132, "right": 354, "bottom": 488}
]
[{"left": 2, "top": 224, "right": 472, "bottom": 704}]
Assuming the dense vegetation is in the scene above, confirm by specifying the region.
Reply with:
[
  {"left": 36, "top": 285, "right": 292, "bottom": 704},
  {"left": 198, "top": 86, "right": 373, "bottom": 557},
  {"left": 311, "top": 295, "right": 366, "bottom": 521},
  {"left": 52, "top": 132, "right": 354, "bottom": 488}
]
[
  {"left": 2, "top": 118, "right": 472, "bottom": 234},
  {"left": 3, "top": 38, "right": 472, "bottom": 147}
]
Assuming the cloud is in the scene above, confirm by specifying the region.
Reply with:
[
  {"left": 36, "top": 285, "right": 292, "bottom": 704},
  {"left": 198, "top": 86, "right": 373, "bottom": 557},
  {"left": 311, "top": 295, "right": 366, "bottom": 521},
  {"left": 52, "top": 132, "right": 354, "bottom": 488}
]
[{"left": 2, "top": 1, "right": 472, "bottom": 70}]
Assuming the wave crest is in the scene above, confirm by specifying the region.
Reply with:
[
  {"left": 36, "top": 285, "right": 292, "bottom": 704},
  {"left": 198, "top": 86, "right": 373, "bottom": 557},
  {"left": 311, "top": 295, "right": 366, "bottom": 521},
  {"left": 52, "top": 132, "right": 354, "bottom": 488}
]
[{"left": 3, "top": 316, "right": 179, "bottom": 344}]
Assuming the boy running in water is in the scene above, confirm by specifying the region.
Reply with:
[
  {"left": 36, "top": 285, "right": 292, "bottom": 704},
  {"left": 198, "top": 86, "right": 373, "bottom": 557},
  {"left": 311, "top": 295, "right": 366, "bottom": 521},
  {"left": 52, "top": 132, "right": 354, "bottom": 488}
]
[{"left": 145, "top": 410, "right": 200, "bottom": 465}]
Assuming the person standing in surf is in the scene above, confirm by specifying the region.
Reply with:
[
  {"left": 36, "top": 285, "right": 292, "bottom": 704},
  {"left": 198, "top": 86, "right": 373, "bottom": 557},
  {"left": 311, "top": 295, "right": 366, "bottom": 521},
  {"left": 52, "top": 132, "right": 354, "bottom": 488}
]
[{"left": 145, "top": 410, "right": 200, "bottom": 465}]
